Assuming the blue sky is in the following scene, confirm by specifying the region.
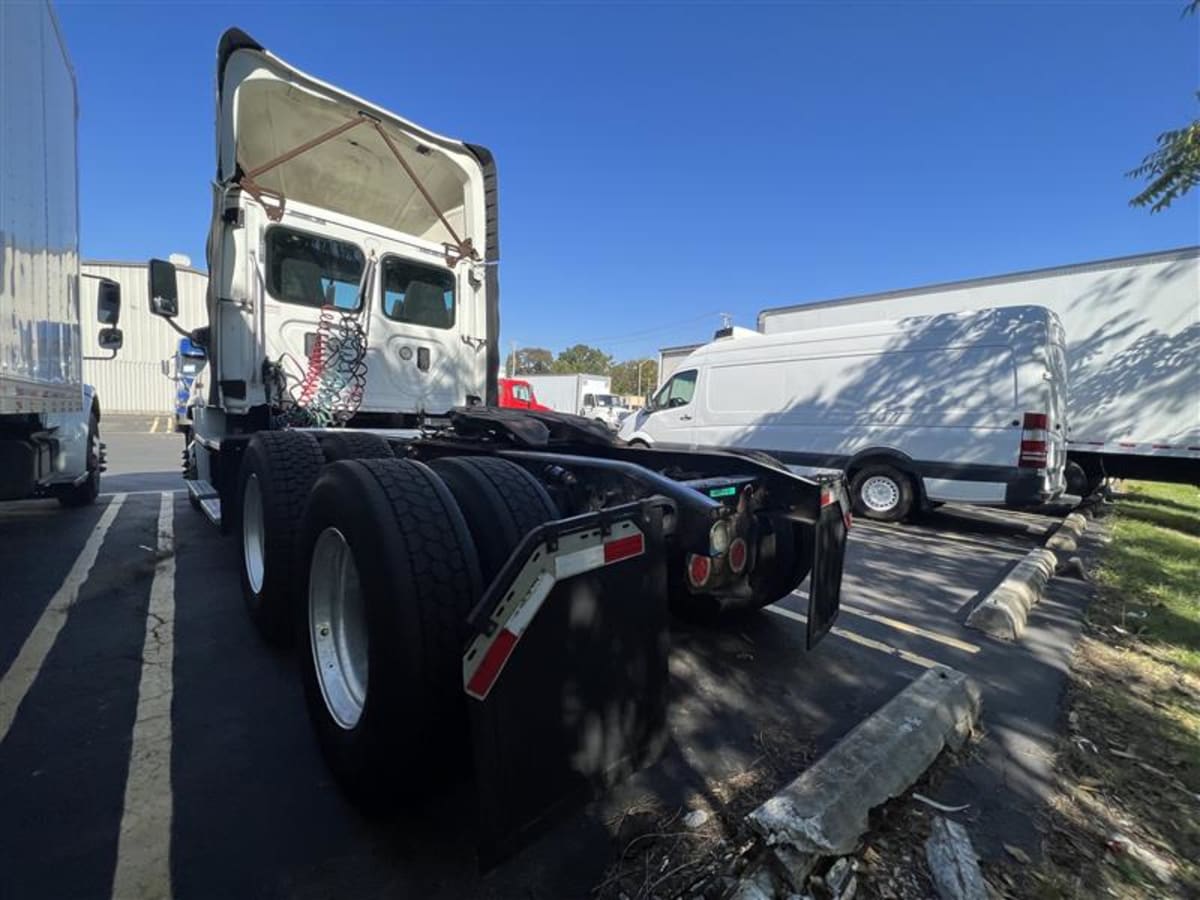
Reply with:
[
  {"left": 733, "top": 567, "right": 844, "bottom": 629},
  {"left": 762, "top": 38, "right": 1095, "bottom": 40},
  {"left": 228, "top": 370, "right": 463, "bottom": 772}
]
[{"left": 59, "top": 1, "right": 1199, "bottom": 360}]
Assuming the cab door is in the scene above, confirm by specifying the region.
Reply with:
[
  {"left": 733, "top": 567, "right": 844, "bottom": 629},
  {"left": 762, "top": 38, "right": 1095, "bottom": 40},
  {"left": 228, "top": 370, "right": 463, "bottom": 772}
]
[
  {"left": 644, "top": 369, "right": 698, "bottom": 448},
  {"left": 363, "top": 252, "right": 477, "bottom": 414}
]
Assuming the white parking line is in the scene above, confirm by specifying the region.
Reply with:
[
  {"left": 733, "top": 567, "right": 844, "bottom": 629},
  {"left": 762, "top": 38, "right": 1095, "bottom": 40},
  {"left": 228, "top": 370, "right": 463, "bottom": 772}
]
[
  {"left": 112, "top": 492, "right": 176, "bottom": 900},
  {"left": 0, "top": 493, "right": 127, "bottom": 744},
  {"left": 766, "top": 604, "right": 939, "bottom": 669}
]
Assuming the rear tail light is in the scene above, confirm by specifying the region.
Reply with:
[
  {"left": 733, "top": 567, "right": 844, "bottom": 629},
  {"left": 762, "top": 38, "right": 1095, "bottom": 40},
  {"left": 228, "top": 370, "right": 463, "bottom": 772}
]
[
  {"left": 728, "top": 538, "right": 748, "bottom": 574},
  {"left": 687, "top": 554, "right": 711, "bottom": 588},
  {"left": 1019, "top": 411, "right": 1049, "bottom": 469}
]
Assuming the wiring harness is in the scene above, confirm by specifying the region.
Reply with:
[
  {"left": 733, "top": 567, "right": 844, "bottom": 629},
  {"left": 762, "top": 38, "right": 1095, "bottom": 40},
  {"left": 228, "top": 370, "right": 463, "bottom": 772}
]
[{"left": 268, "top": 305, "right": 368, "bottom": 428}]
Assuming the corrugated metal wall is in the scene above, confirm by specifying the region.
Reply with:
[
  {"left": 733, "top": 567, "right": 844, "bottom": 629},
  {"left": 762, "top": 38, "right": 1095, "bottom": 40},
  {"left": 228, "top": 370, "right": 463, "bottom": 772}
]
[{"left": 81, "top": 261, "right": 209, "bottom": 415}]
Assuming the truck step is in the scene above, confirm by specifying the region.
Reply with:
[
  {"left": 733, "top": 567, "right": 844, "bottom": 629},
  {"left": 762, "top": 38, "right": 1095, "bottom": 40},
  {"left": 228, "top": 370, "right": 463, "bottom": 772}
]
[{"left": 186, "top": 479, "right": 222, "bottom": 528}]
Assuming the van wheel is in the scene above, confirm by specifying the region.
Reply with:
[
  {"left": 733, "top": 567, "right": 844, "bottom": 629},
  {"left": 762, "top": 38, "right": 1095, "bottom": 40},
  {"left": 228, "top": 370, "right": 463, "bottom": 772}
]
[
  {"left": 238, "top": 430, "right": 325, "bottom": 645},
  {"left": 850, "top": 464, "right": 914, "bottom": 522},
  {"left": 296, "top": 458, "right": 483, "bottom": 809}
]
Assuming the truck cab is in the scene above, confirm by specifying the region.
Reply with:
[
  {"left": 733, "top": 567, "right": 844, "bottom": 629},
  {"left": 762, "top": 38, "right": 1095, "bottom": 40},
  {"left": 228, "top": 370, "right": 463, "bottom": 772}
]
[
  {"left": 581, "top": 392, "right": 631, "bottom": 429},
  {"left": 499, "top": 377, "right": 549, "bottom": 411},
  {"left": 142, "top": 27, "right": 849, "bottom": 858}
]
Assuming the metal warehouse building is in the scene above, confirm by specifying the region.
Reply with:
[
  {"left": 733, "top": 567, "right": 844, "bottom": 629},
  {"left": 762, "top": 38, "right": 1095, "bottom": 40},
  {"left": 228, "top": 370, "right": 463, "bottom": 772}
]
[{"left": 81, "top": 261, "right": 209, "bottom": 415}]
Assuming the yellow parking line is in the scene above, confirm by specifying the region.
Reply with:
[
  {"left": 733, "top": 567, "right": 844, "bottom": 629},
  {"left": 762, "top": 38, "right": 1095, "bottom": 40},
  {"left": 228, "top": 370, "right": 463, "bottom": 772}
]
[
  {"left": 842, "top": 604, "right": 980, "bottom": 654},
  {"left": 766, "top": 605, "right": 940, "bottom": 669},
  {"left": 149, "top": 417, "right": 160, "bottom": 433}
]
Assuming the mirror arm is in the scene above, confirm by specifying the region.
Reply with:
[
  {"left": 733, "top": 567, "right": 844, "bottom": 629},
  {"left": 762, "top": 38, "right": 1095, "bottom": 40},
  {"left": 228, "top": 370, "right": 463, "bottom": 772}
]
[
  {"left": 162, "top": 317, "right": 193, "bottom": 339},
  {"left": 82, "top": 349, "right": 119, "bottom": 362}
]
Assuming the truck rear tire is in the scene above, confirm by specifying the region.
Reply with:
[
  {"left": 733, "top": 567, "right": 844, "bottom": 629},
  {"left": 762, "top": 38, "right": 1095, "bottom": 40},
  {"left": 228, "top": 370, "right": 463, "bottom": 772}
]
[
  {"left": 58, "top": 413, "right": 101, "bottom": 508},
  {"left": 850, "top": 464, "right": 914, "bottom": 522},
  {"left": 238, "top": 430, "right": 325, "bottom": 645},
  {"left": 1064, "top": 460, "right": 1090, "bottom": 497},
  {"left": 427, "top": 456, "right": 559, "bottom": 582},
  {"left": 317, "top": 431, "right": 395, "bottom": 462},
  {"left": 296, "top": 458, "right": 483, "bottom": 808}
]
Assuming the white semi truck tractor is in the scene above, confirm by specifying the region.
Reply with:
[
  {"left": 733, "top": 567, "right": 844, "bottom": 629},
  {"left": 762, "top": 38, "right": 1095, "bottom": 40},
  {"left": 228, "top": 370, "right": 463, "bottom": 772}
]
[
  {"left": 147, "top": 28, "right": 850, "bottom": 860},
  {"left": 0, "top": 0, "right": 123, "bottom": 508}
]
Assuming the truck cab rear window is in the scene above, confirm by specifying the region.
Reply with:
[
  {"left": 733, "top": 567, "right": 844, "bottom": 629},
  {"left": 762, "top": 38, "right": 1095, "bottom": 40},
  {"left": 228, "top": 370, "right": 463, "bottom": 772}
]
[
  {"left": 381, "top": 257, "right": 455, "bottom": 329},
  {"left": 265, "top": 227, "right": 365, "bottom": 310}
]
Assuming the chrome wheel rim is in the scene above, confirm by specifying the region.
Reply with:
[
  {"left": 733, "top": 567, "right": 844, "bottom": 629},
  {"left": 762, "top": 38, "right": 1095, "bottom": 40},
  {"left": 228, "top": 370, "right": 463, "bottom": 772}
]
[
  {"left": 242, "top": 474, "right": 266, "bottom": 594},
  {"left": 309, "top": 526, "right": 368, "bottom": 730},
  {"left": 861, "top": 475, "right": 900, "bottom": 512}
]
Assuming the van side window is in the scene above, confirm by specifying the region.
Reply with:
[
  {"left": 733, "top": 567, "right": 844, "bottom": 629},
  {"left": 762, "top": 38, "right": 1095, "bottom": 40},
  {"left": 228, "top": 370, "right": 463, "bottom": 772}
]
[
  {"left": 659, "top": 370, "right": 697, "bottom": 408},
  {"left": 583, "top": 394, "right": 594, "bottom": 405}
]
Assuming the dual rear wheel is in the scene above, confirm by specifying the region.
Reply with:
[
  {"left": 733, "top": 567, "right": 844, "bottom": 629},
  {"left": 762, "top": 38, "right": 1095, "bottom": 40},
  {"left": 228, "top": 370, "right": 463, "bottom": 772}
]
[{"left": 235, "top": 432, "right": 559, "bottom": 805}]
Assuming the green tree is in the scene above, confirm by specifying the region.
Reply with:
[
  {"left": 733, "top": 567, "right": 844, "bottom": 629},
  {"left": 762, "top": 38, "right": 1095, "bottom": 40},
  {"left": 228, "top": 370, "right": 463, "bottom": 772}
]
[
  {"left": 1128, "top": 2, "right": 1199, "bottom": 212},
  {"left": 510, "top": 347, "right": 554, "bottom": 376},
  {"left": 553, "top": 344, "right": 613, "bottom": 375},
  {"left": 610, "top": 358, "right": 658, "bottom": 396}
]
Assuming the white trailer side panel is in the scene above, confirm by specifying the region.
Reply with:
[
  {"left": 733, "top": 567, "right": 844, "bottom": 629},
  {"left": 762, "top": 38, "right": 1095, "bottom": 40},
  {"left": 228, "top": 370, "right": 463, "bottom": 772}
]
[
  {"left": 522, "top": 374, "right": 583, "bottom": 414},
  {"left": 0, "top": 0, "right": 82, "bottom": 414},
  {"left": 758, "top": 248, "right": 1200, "bottom": 455}
]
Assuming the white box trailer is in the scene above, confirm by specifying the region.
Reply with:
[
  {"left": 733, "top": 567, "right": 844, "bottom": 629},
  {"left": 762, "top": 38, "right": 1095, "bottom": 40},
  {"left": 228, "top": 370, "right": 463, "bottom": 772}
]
[
  {"left": 522, "top": 373, "right": 630, "bottom": 427},
  {"left": 758, "top": 247, "right": 1200, "bottom": 491},
  {"left": 0, "top": 0, "right": 122, "bottom": 506},
  {"left": 622, "top": 307, "right": 1068, "bottom": 519}
]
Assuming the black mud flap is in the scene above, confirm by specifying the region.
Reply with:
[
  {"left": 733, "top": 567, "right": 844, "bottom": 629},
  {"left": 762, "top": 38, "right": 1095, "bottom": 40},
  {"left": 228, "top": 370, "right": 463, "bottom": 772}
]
[
  {"left": 464, "top": 500, "right": 672, "bottom": 869},
  {"left": 807, "top": 499, "right": 848, "bottom": 649}
]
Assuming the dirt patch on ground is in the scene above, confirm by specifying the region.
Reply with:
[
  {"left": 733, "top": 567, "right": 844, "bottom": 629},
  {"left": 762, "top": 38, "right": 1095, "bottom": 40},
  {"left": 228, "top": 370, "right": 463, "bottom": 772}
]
[{"left": 592, "top": 726, "right": 812, "bottom": 899}]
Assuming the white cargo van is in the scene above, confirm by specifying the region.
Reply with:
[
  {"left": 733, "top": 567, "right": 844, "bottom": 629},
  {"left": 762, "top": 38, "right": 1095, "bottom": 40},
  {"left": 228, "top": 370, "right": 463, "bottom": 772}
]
[{"left": 620, "top": 306, "right": 1068, "bottom": 519}]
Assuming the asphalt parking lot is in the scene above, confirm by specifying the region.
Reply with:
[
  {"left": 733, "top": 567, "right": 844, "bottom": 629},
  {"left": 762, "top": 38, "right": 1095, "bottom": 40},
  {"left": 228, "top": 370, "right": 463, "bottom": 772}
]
[{"left": 0, "top": 424, "right": 1089, "bottom": 899}]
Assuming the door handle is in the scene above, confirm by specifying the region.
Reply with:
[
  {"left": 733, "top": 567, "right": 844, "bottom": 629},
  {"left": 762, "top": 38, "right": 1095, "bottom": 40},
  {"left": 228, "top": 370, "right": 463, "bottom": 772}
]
[{"left": 680, "top": 414, "right": 693, "bottom": 421}]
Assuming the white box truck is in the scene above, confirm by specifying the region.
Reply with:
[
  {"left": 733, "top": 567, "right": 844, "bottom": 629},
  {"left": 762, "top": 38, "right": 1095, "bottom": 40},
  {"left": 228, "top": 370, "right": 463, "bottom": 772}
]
[
  {"left": 522, "top": 373, "right": 630, "bottom": 427},
  {"left": 0, "top": 0, "right": 123, "bottom": 507},
  {"left": 757, "top": 247, "right": 1200, "bottom": 493},
  {"left": 621, "top": 307, "right": 1069, "bottom": 520}
]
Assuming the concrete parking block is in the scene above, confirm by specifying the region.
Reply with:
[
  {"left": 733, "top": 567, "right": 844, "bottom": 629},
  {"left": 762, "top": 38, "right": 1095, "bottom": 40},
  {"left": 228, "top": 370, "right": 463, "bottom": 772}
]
[
  {"left": 746, "top": 666, "right": 981, "bottom": 888},
  {"left": 964, "top": 547, "right": 1058, "bottom": 641}
]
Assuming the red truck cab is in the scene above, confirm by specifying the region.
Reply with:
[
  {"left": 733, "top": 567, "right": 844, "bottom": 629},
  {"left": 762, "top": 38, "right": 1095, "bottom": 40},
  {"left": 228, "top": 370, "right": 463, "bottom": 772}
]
[{"left": 499, "top": 378, "right": 551, "bottom": 411}]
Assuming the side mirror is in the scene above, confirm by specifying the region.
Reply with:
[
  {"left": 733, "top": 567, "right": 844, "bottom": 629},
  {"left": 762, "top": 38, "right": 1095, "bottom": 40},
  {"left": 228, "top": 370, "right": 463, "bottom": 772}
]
[
  {"left": 96, "top": 279, "right": 121, "bottom": 325},
  {"left": 98, "top": 327, "right": 124, "bottom": 352},
  {"left": 148, "top": 258, "right": 179, "bottom": 318}
]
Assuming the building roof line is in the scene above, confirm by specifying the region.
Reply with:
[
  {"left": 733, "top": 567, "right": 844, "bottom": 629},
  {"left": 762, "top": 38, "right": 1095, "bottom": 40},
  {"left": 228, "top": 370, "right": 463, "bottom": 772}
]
[{"left": 82, "top": 259, "right": 208, "bottom": 277}]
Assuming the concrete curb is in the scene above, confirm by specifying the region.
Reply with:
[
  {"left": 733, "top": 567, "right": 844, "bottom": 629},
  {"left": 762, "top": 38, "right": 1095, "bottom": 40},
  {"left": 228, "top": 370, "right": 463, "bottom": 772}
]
[
  {"left": 1045, "top": 511, "right": 1088, "bottom": 553},
  {"left": 744, "top": 666, "right": 981, "bottom": 891},
  {"left": 965, "top": 500, "right": 1095, "bottom": 641},
  {"left": 963, "top": 547, "right": 1058, "bottom": 641}
]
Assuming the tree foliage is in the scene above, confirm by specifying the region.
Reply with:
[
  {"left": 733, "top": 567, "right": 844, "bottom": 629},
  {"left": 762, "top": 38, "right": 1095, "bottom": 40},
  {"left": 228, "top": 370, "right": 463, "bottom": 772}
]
[
  {"left": 552, "top": 344, "right": 613, "bottom": 375},
  {"left": 509, "top": 347, "right": 554, "bottom": 376},
  {"left": 1128, "top": 3, "right": 1199, "bottom": 212},
  {"left": 610, "top": 358, "right": 658, "bottom": 396}
]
